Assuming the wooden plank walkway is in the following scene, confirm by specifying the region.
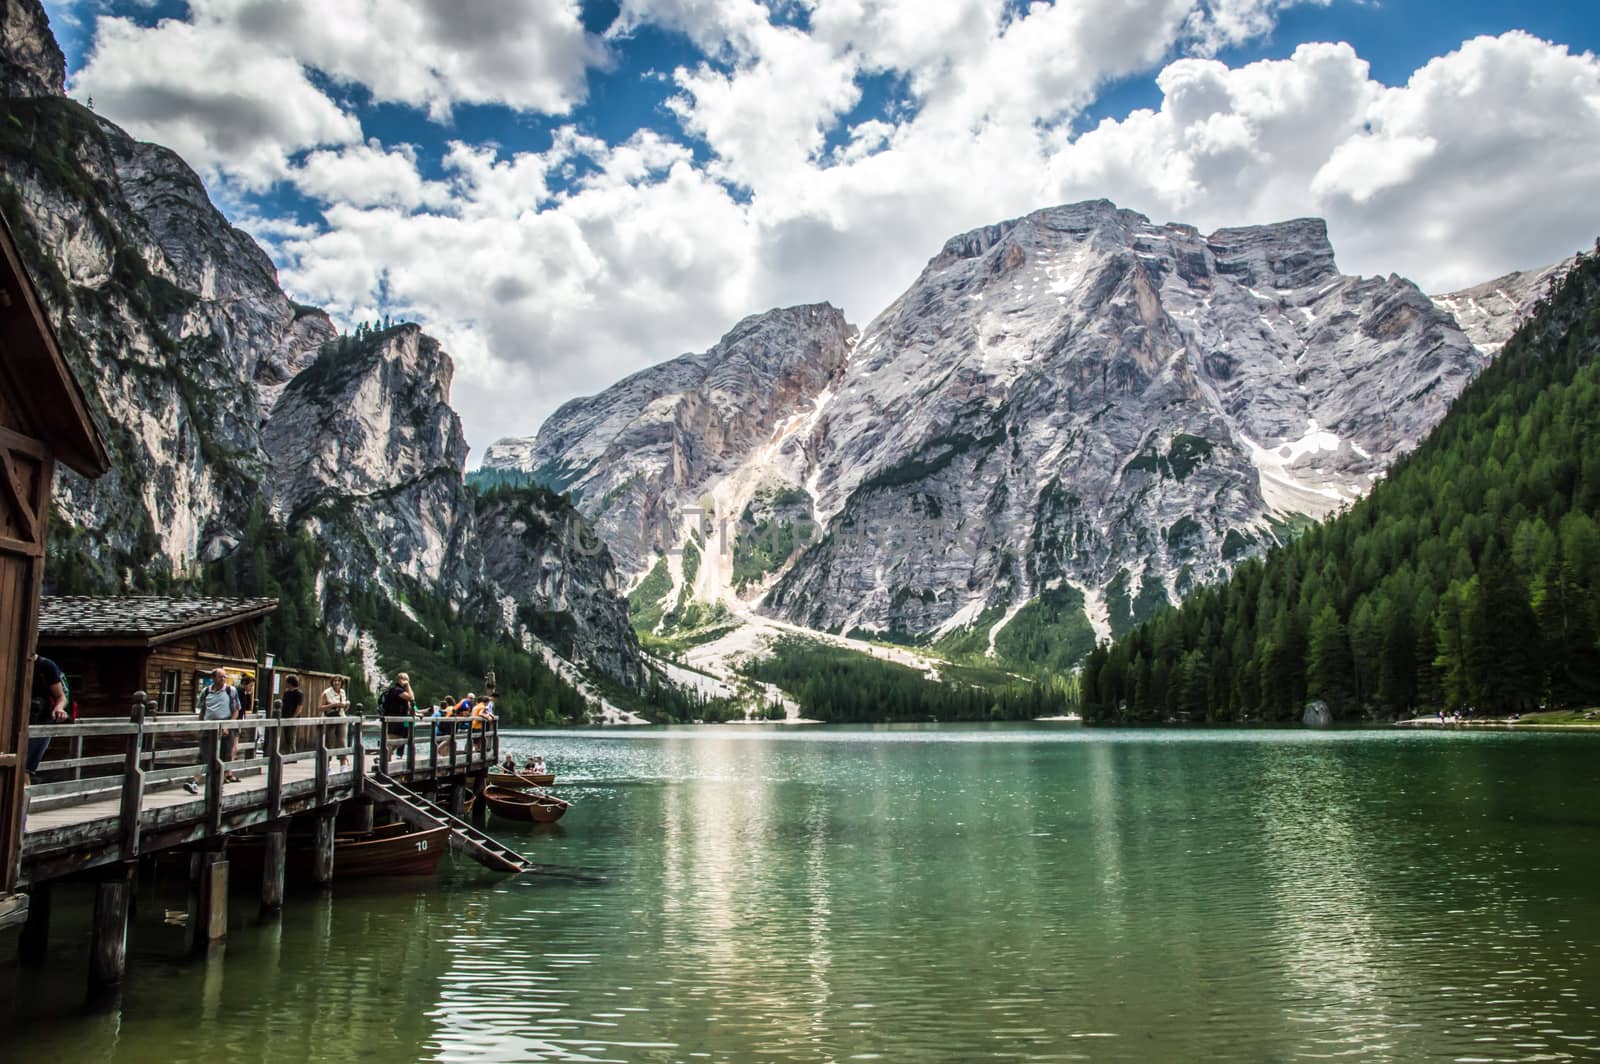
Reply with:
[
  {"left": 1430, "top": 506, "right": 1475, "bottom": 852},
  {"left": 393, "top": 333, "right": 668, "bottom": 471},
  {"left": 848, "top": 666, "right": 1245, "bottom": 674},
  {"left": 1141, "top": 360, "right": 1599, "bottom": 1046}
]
[{"left": 18, "top": 713, "right": 500, "bottom": 886}]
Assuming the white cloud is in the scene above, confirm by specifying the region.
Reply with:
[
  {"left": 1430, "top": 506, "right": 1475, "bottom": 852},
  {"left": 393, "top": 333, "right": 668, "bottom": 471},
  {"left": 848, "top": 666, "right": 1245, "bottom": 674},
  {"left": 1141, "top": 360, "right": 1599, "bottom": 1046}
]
[
  {"left": 271, "top": 131, "right": 759, "bottom": 450},
  {"left": 1047, "top": 33, "right": 1600, "bottom": 290},
  {"left": 60, "top": 0, "right": 1600, "bottom": 461},
  {"left": 70, "top": 15, "right": 362, "bottom": 188},
  {"left": 69, "top": 0, "right": 609, "bottom": 189},
  {"left": 292, "top": 141, "right": 453, "bottom": 211},
  {"left": 205, "top": 0, "right": 607, "bottom": 121}
]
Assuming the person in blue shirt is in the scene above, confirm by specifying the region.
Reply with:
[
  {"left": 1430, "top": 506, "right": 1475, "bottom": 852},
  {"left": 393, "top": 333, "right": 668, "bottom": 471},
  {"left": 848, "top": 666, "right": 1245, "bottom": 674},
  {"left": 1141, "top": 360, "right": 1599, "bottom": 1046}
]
[{"left": 25, "top": 655, "right": 68, "bottom": 781}]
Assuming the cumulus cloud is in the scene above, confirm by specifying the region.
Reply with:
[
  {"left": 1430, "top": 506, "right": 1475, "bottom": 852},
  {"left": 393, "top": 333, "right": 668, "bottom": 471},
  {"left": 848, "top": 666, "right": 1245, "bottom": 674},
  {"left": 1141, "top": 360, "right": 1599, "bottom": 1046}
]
[
  {"left": 70, "top": 0, "right": 608, "bottom": 188},
  {"left": 70, "top": 15, "right": 362, "bottom": 188},
  {"left": 286, "top": 18, "right": 1600, "bottom": 453},
  {"left": 1048, "top": 33, "right": 1600, "bottom": 290},
  {"left": 269, "top": 130, "right": 759, "bottom": 449},
  {"left": 57, "top": 0, "right": 1600, "bottom": 458},
  {"left": 218, "top": 0, "right": 608, "bottom": 120},
  {"left": 292, "top": 141, "right": 453, "bottom": 211}
]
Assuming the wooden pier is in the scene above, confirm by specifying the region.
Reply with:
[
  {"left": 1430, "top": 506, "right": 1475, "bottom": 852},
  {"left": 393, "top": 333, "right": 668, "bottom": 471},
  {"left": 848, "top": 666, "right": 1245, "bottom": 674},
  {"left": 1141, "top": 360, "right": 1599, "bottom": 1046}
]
[{"left": 17, "top": 695, "right": 518, "bottom": 990}]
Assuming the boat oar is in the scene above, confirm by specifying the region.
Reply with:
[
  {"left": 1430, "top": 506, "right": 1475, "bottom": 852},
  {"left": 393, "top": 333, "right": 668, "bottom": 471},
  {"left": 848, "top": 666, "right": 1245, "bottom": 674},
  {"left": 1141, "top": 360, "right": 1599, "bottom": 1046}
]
[{"left": 515, "top": 771, "right": 572, "bottom": 806}]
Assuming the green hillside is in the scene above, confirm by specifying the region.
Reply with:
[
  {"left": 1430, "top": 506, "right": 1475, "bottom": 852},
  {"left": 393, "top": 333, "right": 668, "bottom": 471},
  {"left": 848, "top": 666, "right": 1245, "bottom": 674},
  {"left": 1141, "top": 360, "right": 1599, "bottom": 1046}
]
[{"left": 1083, "top": 247, "right": 1600, "bottom": 723}]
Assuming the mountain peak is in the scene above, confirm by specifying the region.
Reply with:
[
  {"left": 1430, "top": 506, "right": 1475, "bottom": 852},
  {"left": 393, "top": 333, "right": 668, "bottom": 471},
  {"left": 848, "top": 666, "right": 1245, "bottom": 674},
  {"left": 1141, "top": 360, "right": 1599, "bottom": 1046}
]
[{"left": 1206, "top": 217, "right": 1338, "bottom": 289}]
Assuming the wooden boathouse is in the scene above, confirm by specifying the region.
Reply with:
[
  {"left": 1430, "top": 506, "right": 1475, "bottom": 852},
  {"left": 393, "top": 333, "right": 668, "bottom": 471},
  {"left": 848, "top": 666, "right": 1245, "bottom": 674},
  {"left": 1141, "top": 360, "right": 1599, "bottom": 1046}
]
[
  {"left": 0, "top": 215, "right": 111, "bottom": 932},
  {"left": 37, "top": 596, "right": 279, "bottom": 720}
]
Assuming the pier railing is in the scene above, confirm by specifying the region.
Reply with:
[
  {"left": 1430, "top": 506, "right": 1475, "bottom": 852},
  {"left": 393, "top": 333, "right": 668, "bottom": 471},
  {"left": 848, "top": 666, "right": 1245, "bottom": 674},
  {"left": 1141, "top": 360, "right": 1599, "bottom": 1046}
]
[{"left": 21, "top": 696, "right": 498, "bottom": 884}]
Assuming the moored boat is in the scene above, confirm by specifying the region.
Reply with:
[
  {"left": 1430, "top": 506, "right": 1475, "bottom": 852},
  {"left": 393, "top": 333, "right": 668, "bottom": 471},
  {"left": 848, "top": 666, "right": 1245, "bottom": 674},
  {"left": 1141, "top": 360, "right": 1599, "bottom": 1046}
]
[
  {"left": 487, "top": 771, "right": 555, "bottom": 787},
  {"left": 221, "top": 823, "right": 451, "bottom": 879},
  {"left": 482, "top": 784, "right": 569, "bottom": 823}
]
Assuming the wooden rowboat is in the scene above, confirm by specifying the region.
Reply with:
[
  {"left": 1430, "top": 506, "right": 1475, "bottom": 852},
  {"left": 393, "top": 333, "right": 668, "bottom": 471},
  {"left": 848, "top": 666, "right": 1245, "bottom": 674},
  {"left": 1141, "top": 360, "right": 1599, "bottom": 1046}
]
[
  {"left": 483, "top": 784, "right": 569, "bottom": 824},
  {"left": 222, "top": 823, "right": 450, "bottom": 879},
  {"left": 487, "top": 771, "right": 555, "bottom": 787},
  {"left": 328, "top": 824, "right": 450, "bottom": 877}
]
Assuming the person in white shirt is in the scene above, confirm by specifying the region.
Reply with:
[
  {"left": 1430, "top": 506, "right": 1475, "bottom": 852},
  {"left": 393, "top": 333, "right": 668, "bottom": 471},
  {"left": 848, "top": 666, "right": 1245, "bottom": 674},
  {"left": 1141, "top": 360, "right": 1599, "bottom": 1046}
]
[
  {"left": 186, "top": 668, "right": 241, "bottom": 793},
  {"left": 321, "top": 677, "right": 351, "bottom": 766}
]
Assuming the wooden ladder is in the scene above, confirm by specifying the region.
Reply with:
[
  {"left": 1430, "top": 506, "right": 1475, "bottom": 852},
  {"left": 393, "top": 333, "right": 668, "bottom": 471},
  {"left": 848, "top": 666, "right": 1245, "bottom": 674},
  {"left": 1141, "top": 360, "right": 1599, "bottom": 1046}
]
[{"left": 367, "top": 772, "right": 530, "bottom": 873}]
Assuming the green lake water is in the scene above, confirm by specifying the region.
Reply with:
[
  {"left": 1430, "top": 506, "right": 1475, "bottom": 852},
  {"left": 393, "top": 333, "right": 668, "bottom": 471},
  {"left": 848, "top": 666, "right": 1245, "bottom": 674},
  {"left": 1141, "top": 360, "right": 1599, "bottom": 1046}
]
[{"left": 4, "top": 724, "right": 1600, "bottom": 1062}]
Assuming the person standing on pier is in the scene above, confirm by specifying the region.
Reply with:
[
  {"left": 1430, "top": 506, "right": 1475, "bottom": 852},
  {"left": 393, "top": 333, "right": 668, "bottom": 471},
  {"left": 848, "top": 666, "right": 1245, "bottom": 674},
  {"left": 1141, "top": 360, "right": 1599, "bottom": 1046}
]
[
  {"left": 240, "top": 674, "right": 261, "bottom": 757},
  {"left": 185, "top": 668, "right": 241, "bottom": 793},
  {"left": 25, "top": 655, "right": 69, "bottom": 782},
  {"left": 382, "top": 673, "right": 416, "bottom": 758},
  {"left": 321, "top": 676, "right": 351, "bottom": 767},
  {"left": 281, "top": 675, "right": 305, "bottom": 754}
]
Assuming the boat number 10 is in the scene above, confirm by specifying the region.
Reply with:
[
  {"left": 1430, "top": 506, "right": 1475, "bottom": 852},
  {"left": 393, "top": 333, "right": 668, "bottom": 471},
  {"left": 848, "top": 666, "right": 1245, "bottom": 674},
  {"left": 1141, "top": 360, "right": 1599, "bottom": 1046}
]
[{"left": 415, "top": 839, "right": 429, "bottom": 852}]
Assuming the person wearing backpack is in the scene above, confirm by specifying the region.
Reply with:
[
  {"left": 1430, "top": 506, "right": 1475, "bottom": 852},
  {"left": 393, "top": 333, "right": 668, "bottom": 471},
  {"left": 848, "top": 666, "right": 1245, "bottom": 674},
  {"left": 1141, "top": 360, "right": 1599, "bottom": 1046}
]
[
  {"left": 381, "top": 673, "right": 415, "bottom": 756},
  {"left": 25, "top": 655, "right": 69, "bottom": 782},
  {"left": 185, "top": 667, "right": 242, "bottom": 793}
]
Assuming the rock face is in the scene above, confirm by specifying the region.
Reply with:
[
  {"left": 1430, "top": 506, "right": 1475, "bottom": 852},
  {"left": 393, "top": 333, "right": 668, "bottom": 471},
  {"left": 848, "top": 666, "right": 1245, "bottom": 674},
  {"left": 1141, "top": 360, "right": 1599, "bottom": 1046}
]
[
  {"left": 474, "top": 485, "right": 643, "bottom": 686},
  {"left": 0, "top": 0, "right": 62, "bottom": 98},
  {"left": 496, "top": 200, "right": 1501, "bottom": 652},
  {"left": 1431, "top": 259, "right": 1574, "bottom": 355},
  {"left": 263, "top": 325, "right": 480, "bottom": 601},
  {"left": 0, "top": 91, "right": 337, "bottom": 571},
  {"left": 0, "top": 0, "right": 643, "bottom": 690},
  {"left": 771, "top": 202, "right": 1484, "bottom": 637},
  {"left": 483, "top": 303, "right": 855, "bottom": 575}
]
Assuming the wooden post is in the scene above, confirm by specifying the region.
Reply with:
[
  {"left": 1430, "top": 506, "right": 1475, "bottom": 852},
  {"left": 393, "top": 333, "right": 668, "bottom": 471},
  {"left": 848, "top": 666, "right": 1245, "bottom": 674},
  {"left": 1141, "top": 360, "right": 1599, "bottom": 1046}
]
[
  {"left": 492, "top": 720, "right": 500, "bottom": 767},
  {"left": 405, "top": 719, "right": 417, "bottom": 778},
  {"left": 311, "top": 810, "right": 337, "bottom": 886},
  {"left": 429, "top": 720, "right": 439, "bottom": 778},
  {"left": 378, "top": 719, "right": 390, "bottom": 775},
  {"left": 448, "top": 725, "right": 458, "bottom": 777},
  {"left": 18, "top": 881, "right": 49, "bottom": 966},
  {"left": 120, "top": 692, "right": 147, "bottom": 860},
  {"left": 191, "top": 848, "right": 228, "bottom": 950},
  {"left": 314, "top": 717, "right": 330, "bottom": 808},
  {"left": 89, "top": 864, "right": 135, "bottom": 990},
  {"left": 203, "top": 727, "right": 224, "bottom": 836},
  {"left": 266, "top": 716, "right": 284, "bottom": 820},
  {"left": 351, "top": 711, "right": 366, "bottom": 796},
  {"left": 350, "top": 797, "right": 375, "bottom": 834},
  {"left": 446, "top": 783, "right": 465, "bottom": 819},
  {"left": 261, "top": 821, "right": 288, "bottom": 914}
]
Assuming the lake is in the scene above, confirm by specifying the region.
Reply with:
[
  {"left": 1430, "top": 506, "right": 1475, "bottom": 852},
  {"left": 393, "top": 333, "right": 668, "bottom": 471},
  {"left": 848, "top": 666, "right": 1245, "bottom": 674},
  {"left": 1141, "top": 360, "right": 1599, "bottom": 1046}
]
[{"left": 4, "top": 724, "right": 1599, "bottom": 1061}]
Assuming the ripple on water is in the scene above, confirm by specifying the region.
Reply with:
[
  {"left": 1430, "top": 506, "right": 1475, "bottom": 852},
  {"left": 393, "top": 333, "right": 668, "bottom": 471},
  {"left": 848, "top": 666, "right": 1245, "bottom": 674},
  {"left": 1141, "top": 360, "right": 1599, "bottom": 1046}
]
[{"left": 4, "top": 726, "right": 1600, "bottom": 1061}]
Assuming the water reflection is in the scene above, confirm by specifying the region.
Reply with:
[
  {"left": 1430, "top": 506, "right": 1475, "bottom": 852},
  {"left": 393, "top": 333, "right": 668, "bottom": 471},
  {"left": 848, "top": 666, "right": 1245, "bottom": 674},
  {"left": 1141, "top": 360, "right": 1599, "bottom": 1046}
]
[{"left": 3, "top": 726, "right": 1599, "bottom": 1062}]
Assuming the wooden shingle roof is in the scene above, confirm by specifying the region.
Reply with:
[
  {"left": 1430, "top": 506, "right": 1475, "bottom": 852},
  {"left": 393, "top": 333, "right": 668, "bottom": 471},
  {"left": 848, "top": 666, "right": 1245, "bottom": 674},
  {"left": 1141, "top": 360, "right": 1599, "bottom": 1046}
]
[{"left": 38, "top": 596, "right": 277, "bottom": 646}]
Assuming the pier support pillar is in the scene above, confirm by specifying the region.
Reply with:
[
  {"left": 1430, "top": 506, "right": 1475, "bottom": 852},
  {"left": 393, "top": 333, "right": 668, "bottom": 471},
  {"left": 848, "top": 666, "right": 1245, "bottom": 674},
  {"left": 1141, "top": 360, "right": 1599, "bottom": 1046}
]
[
  {"left": 350, "top": 797, "right": 375, "bottom": 835},
  {"left": 190, "top": 847, "right": 229, "bottom": 951},
  {"left": 446, "top": 783, "right": 466, "bottom": 819},
  {"left": 89, "top": 864, "right": 135, "bottom": 990},
  {"left": 18, "top": 881, "right": 49, "bottom": 966},
  {"left": 471, "top": 774, "right": 488, "bottom": 825},
  {"left": 261, "top": 821, "right": 288, "bottom": 913},
  {"left": 312, "top": 809, "right": 337, "bottom": 886}
]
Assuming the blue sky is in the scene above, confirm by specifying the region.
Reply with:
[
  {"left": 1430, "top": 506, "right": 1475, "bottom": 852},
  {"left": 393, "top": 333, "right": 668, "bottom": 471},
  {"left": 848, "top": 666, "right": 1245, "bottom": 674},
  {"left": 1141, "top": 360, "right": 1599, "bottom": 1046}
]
[{"left": 42, "top": 1, "right": 1600, "bottom": 455}]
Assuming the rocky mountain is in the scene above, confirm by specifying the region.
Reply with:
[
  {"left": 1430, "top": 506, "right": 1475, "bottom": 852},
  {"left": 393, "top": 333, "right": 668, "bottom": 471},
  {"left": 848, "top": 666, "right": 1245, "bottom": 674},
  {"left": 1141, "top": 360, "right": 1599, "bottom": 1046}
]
[
  {"left": 496, "top": 199, "right": 1550, "bottom": 659},
  {"left": 483, "top": 303, "right": 855, "bottom": 576},
  {"left": 1432, "top": 259, "right": 1573, "bottom": 356},
  {"left": 0, "top": 0, "right": 644, "bottom": 705},
  {"left": 772, "top": 202, "right": 1485, "bottom": 638},
  {"left": 473, "top": 482, "right": 640, "bottom": 684}
]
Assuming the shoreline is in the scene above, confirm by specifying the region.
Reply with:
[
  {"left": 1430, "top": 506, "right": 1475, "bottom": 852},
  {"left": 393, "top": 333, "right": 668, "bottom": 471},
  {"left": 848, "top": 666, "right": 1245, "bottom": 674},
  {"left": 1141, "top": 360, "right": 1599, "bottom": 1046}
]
[{"left": 1393, "top": 718, "right": 1600, "bottom": 732}]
